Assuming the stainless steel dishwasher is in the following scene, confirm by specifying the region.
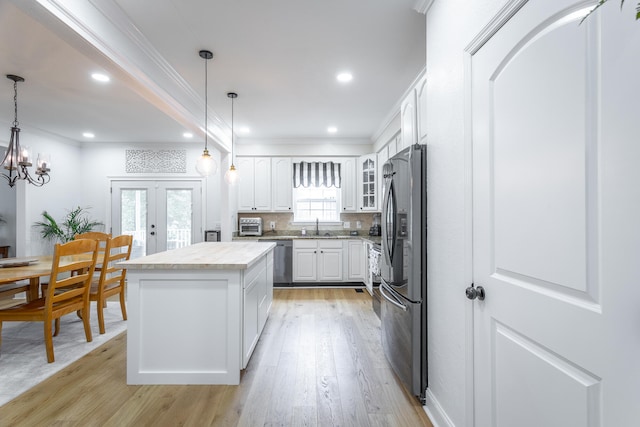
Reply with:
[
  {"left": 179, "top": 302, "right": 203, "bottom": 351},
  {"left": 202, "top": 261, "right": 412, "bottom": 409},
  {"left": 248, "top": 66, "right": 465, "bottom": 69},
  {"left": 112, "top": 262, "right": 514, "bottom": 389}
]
[{"left": 262, "top": 240, "right": 292, "bottom": 285}]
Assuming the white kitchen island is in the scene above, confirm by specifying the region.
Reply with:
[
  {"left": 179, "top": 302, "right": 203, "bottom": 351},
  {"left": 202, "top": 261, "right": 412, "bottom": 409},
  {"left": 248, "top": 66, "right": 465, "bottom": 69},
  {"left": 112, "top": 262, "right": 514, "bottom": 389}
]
[{"left": 120, "top": 241, "right": 275, "bottom": 385}]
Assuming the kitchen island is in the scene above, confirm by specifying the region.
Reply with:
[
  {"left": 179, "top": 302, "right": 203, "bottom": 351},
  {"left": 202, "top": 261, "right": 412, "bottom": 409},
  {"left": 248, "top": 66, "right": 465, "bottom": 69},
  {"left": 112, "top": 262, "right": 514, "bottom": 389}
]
[{"left": 120, "top": 241, "right": 275, "bottom": 385}]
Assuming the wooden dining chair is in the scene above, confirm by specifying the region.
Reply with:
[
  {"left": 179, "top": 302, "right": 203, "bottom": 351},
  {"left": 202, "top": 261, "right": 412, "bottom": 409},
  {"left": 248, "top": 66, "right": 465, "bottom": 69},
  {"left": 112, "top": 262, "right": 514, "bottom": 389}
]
[
  {"left": 74, "top": 232, "right": 110, "bottom": 271},
  {"left": 40, "top": 231, "right": 110, "bottom": 298},
  {"left": 89, "top": 234, "right": 133, "bottom": 334},
  {"left": 0, "top": 239, "right": 99, "bottom": 363}
]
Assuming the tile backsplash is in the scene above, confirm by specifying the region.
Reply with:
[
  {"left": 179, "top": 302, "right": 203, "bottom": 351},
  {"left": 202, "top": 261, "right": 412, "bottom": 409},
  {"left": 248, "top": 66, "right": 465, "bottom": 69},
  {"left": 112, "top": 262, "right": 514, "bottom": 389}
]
[{"left": 237, "top": 212, "right": 380, "bottom": 236}]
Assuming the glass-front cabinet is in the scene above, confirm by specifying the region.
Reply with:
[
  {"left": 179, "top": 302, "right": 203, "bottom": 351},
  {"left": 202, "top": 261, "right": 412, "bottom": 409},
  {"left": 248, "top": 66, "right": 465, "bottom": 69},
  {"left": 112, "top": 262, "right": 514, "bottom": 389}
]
[{"left": 358, "top": 154, "right": 377, "bottom": 211}]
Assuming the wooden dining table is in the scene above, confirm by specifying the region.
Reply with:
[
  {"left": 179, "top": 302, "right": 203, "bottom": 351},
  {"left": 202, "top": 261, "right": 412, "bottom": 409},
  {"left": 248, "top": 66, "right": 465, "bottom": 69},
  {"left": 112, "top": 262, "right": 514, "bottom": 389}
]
[{"left": 0, "top": 255, "right": 68, "bottom": 302}]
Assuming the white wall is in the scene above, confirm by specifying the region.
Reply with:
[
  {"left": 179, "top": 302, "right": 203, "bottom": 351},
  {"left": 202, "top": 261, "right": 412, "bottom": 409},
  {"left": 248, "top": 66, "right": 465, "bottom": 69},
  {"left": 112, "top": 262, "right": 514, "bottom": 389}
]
[
  {"left": 0, "top": 144, "right": 17, "bottom": 256},
  {"left": 13, "top": 130, "right": 84, "bottom": 256},
  {"left": 5, "top": 135, "right": 223, "bottom": 256},
  {"left": 79, "top": 142, "right": 222, "bottom": 233},
  {"left": 424, "top": 0, "right": 508, "bottom": 426}
]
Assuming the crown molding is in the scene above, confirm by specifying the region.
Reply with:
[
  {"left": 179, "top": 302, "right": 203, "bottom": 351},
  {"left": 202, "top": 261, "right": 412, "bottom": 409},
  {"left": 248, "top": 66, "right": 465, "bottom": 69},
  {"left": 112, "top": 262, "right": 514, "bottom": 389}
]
[{"left": 34, "top": 0, "right": 231, "bottom": 152}]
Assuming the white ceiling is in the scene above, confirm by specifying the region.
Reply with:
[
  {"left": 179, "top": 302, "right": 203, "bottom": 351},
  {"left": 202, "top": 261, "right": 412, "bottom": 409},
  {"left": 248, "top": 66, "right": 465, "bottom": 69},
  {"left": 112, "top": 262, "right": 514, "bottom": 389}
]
[{"left": 0, "top": 0, "right": 425, "bottom": 151}]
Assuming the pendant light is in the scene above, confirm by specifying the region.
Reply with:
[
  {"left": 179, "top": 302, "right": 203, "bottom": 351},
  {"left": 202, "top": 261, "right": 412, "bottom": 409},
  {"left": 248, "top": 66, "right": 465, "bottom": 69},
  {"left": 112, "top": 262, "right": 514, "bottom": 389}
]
[
  {"left": 224, "top": 92, "right": 238, "bottom": 185},
  {"left": 195, "top": 50, "right": 218, "bottom": 177},
  {"left": 1, "top": 74, "right": 51, "bottom": 187}
]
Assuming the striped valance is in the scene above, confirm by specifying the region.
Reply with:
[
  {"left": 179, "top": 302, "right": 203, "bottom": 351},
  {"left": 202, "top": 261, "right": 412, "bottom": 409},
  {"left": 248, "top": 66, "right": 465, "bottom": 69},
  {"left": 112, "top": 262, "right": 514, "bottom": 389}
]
[{"left": 293, "top": 161, "right": 341, "bottom": 188}]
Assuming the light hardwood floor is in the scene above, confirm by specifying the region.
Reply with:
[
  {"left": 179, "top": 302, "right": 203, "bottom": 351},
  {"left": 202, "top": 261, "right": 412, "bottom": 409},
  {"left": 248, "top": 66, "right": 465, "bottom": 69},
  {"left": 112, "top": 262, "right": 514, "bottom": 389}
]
[{"left": 0, "top": 288, "right": 433, "bottom": 426}]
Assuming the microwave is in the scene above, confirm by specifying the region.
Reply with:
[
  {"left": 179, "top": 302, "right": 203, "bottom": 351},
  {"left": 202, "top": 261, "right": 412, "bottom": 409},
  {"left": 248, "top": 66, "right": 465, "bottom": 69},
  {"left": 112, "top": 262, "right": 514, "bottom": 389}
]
[{"left": 239, "top": 217, "right": 263, "bottom": 236}]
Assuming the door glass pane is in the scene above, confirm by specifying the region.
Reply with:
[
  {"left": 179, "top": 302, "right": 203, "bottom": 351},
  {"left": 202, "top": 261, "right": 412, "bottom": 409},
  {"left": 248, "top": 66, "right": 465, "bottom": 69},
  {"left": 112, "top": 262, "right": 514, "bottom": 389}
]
[
  {"left": 166, "top": 189, "right": 192, "bottom": 250},
  {"left": 121, "top": 189, "right": 147, "bottom": 259}
]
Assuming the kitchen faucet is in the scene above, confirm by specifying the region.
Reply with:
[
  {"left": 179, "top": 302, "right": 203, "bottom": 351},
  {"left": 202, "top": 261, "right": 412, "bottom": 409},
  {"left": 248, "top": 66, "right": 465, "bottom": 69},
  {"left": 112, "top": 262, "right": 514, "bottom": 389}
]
[{"left": 315, "top": 218, "right": 319, "bottom": 236}]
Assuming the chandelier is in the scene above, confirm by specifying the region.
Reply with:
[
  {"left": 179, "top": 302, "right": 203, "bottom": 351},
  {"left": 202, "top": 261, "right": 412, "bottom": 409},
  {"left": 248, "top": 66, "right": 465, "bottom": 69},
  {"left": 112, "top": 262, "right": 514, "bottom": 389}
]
[{"left": 1, "top": 75, "right": 50, "bottom": 187}]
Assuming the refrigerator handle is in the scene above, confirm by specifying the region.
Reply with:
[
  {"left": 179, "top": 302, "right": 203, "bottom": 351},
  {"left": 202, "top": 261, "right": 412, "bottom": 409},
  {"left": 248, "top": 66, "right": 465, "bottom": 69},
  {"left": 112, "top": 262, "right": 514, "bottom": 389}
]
[
  {"left": 380, "top": 279, "right": 408, "bottom": 311},
  {"left": 381, "top": 179, "right": 394, "bottom": 267}
]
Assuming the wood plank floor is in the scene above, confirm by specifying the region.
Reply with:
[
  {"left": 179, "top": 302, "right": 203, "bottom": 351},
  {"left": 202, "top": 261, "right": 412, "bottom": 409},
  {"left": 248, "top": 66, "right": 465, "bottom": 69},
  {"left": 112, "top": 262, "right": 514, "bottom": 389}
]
[{"left": 0, "top": 288, "right": 433, "bottom": 426}]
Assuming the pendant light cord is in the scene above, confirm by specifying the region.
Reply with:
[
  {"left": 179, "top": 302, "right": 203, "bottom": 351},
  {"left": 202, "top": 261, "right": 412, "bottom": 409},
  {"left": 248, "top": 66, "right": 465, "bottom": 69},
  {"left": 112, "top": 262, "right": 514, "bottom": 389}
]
[
  {"left": 204, "top": 57, "right": 208, "bottom": 151},
  {"left": 230, "top": 95, "right": 234, "bottom": 162}
]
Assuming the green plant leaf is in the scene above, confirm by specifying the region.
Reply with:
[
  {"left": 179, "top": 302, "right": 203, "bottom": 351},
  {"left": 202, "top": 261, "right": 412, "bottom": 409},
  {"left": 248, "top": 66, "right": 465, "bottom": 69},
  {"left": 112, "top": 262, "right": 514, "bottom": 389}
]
[{"left": 33, "top": 207, "right": 103, "bottom": 243}]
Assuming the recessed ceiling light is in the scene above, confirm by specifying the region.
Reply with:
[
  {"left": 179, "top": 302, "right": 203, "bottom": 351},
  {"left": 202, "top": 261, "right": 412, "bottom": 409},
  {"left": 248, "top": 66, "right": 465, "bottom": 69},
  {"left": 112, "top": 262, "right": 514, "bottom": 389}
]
[
  {"left": 238, "top": 126, "right": 251, "bottom": 134},
  {"left": 327, "top": 126, "right": 338, "bottom": 134},
  {"left": 336, "top": 72, "right": 353, "bottom": 83},
  {"left": 83, "top": 132, "right": 95, "bottom": 138},
  {"left": 91, "top": 73, "right": 110, "bottom": 83},
  {"left": 183, "top": 132, "right": 193, "bottom": 138}
]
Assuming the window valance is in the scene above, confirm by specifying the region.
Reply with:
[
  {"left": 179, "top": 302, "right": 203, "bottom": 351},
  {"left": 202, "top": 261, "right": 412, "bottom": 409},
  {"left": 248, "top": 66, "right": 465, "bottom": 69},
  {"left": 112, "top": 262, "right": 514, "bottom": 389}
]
[{"left": 293, "top": 161, "right": 341, "bottom": 188}]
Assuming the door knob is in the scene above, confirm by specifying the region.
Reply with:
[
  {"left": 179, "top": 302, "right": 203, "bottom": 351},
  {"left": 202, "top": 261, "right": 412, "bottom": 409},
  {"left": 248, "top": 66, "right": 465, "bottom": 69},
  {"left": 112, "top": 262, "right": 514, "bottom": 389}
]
[
  {"left": 465, "top": 284, "right": 485, "bottom": 301},
  {"left": 150, "top": 231, "right": 156, "bottom": 236}
]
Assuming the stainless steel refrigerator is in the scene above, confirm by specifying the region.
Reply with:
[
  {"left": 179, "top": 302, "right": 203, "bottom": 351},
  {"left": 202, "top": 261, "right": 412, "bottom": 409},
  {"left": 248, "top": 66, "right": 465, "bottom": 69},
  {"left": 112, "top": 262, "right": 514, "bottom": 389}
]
[{"left": 380, "top": 144, "right": 427, "bottom": 404}]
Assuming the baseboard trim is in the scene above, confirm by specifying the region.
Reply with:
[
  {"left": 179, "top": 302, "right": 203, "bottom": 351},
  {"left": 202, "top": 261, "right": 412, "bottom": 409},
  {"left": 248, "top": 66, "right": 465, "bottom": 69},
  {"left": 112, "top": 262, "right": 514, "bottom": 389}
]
[{"left": 423, "top": 388, "right": 456, "bottom": 427}]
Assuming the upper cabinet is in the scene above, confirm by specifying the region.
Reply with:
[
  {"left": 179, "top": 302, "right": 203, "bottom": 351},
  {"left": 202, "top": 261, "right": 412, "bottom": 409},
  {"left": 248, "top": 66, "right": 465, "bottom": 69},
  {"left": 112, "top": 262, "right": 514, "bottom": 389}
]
[
  {"left": 358, "top": 154, "right": 377, "bottom": 211},
  {"left": 415, "top": 75, "right": 427, "bottom": 144},
  {"left": 237, "top": 157, "right": 272, "bottom": 212},
  {"left": 400, "top": 89, "right": 417, "bottom": 151},
  {"left": 400, "top": 74, "right": 427, "bottom": 150},
  {"left": 341, "top": 157, "right": 357, "bottom": 212},
  {"left": 271, "top": 157, "right": 292, "bottom": 211}
]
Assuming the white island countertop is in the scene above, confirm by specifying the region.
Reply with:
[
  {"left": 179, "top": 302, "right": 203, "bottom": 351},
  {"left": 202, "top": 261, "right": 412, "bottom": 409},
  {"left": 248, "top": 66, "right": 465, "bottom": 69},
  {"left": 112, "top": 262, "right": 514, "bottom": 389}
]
[{"left": 120, "top": 241, "right": 276, "bottom": 270}]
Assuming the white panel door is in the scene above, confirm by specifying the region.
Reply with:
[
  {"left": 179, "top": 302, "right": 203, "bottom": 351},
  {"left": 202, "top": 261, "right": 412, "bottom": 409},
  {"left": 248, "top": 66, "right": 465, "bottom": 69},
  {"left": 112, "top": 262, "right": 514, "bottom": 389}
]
[
  {"left": 111, "top": 180, "right": 202, "bottom": 258},
  {"left": 471, "top": 1, "right": 639, "bottom": 426}
]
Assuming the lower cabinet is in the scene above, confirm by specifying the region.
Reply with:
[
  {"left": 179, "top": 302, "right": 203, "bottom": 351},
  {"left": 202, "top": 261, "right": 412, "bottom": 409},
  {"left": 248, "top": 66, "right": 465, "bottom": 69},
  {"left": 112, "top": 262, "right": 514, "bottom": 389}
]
[
  {"left": 293, "top": 240, "right": 343, "bottom": 282},
  {"left": 292, "top": 239, "right": 367, "bottom": 283},
  {"left": 242, "top": 251, "right": 273, "bottom": 368},
  {"left": 346, "top": 240, "right": 366, "bottom": 282}
]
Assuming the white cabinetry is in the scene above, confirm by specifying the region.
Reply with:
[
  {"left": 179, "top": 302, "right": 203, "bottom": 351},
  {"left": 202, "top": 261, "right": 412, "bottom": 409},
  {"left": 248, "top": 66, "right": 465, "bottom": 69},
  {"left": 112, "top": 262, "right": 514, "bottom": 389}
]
[
  {"left": 341, "top": 157, "right": 357, "bottom": 212},
  {"left": 400, "top": 90, "right": 417, "bottom": 151},
  {"left": 357, "top": 154, "right": 377, "bottom": 211},
  {"left": 293, "top": 239, "right": 343, "bottom": 282},
  {"left": 292, "top": 241, "right": 316, "bottom": 281},
  {"left": 242, "top": 251, "right": 272, "bottom": 368},
  {"left": 415, "top": 75, "right": 427, "bottom": 144},
  {"left": 362, "top": 240, "right": 373, "bottom": 294},
  {"left": 271, "top": 157, "right": 292, "bottom": 211},
  {"left": 400, "top": 74, "right": 427, "bottom": 150},
  {"left": 346, "top": 240, "right": 366, "bottom": 282},
  {"left": 237, "top": 157, "right": 272, "bottom": 212}
]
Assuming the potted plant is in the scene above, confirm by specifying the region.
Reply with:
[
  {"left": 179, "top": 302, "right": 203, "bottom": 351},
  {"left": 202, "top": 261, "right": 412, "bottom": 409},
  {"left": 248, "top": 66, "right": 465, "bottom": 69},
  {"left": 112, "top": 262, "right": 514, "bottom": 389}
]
[{"left": 34, "top": 206, "right": 103, "bottom": 243}]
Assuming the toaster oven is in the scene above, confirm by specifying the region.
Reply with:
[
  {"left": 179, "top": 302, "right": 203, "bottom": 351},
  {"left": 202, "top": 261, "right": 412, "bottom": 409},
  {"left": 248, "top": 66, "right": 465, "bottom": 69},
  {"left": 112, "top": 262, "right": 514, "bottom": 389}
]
[{"left": 239, "top": 217, "right": 263, "bottom": 236}]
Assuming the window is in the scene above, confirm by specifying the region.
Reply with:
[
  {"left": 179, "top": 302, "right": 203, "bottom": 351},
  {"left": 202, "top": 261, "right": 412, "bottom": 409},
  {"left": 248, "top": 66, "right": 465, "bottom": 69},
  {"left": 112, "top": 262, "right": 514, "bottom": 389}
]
[
  {"left": 292, "top": 161, "right": 342, "bottom": 222},
  {"left": 293, "top": 185, "right": 341, "bottom": 222}
]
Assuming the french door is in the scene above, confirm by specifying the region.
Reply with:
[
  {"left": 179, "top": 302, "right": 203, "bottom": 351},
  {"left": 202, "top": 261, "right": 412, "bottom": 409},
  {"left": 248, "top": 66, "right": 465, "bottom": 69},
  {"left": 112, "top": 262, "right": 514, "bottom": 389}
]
[{"left": 111, "top": 180, "right": 202, "bottom": 258}]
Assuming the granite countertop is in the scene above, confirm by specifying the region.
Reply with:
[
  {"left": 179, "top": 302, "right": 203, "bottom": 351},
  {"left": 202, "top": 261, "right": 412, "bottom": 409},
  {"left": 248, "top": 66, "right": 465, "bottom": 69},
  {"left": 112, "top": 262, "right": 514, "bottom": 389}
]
[
  {"left": 119, "top": 241, "right": 276, "bottom": 270},
  {"left": 233, "top": 234, "right": 381, "bottom": 244}
]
